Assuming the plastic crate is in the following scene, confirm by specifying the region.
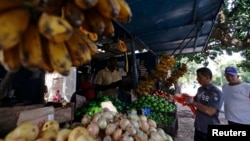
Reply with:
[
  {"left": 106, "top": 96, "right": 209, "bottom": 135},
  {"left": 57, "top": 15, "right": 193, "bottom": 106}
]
[{"left": 157, "top": 117, "right": 178, "bottom": 137}]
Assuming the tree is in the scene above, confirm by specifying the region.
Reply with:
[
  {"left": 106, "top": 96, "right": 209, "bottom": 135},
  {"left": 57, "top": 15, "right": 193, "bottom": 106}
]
[{"left": 176, "top": 0, "right": 250, "bottom": 71}]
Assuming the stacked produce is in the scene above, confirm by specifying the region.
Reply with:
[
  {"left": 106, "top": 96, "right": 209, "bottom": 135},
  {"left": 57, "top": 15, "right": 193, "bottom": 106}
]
[
  {"left": 130, "top": 95, "right": 176, "bottom": 113},
  {"left": 129, "top": 95, "right": 176, "bottom": 126},
  {"left": 2, "top": 119, "right": 97, "bottom": 141},
  {"left": 1, "top": 109, "right": 173, "bottom": 141},
  {"left": 163, "top": 63, "right": 188, "bottom": 88},
  {"left": 80, "top": 109, "right": 174, "bottom": 141},
  {"left": 75, "top": 94, "right": 126, "bottom": 117},
  {"left": 135, "top": 54, "right": 175, "bottom": 96},
  {"left": 0, "top": 0, "right": 132, "bottom": 75},
  {"left": 151, "top": 89, "right": 174, "bottom": 102},
  {"left": 135, "top": 54, "right": 187, "bottom": 96}
]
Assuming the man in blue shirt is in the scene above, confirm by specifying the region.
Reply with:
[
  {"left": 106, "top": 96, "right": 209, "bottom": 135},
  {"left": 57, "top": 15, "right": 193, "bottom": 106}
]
[{"left": 185, "top": 67, "right": 224, "bottom": 141}]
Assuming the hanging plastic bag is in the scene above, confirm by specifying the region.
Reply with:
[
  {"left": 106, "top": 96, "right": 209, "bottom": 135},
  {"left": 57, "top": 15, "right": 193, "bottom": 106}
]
[{"left": 174, "top": 93, "right": 197, "bottom": 115}]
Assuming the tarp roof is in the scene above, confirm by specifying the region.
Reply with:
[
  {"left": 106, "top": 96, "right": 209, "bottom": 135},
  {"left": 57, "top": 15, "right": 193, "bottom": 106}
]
[{"left": 112, "top": 0, "right": 224, "bottom": 56}]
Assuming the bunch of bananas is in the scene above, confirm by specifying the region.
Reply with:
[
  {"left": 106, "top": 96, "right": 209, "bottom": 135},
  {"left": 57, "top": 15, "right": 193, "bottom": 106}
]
[
  {"left": 163, "top": 63, "right": 188, "bottom": 88},
  {"left": 135, "top": 54, "right": 186, "bottom": 96},
  {"left": 0, "top": 0, "right": 132, "bottom": 76},
  {"left": 151, "top": 55, "right": 175, "bottom": 82},
  {"left": 135, "top": 76, "right": 157, "bottom": 96}
]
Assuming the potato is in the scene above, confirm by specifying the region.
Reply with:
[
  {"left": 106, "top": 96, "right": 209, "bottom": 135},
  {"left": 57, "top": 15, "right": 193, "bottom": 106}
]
[
  {"left": 5, "top": 122, "right": 39, "bottom": 141},
  {"left": 42, "top": 120, "right": 60, "bottom": 133},
  {"left": 38, "top": 129, "right": 57, "bottom": 140},
  {"left": 56, "top": 129, "right": 72, "bottom": 141},
  {"left": 68, "top": 127, "right": 89, "bottom": 141}
]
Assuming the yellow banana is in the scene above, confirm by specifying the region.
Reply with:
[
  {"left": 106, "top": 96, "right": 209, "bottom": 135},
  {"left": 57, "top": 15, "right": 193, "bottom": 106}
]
[
  {"left": 20, "top": 24, "right": 43, "bottom": 70},
  {"left": 79, "top": 27, "right": 98, "bottom": 42},
  {"left": 102, "top": 17, "right": 115, "bottom": 37},
  {"left": 96, "top": 0, "right": 120, "bottom": 19},
  {"left": 38, "top": 37, "right": 54, "bottom": 73},
  {"left": 76, "top": 29, "right": 98, "bottom": 56},
  {"left": 0, "top": 45, "right": 21, "bottom": 72},
  {"left": 0, "top": 0, "right": 26, "bottom": 12},
  {"left": 0, "top": 7, "right": 30, "bottom": 50},
  {"left": 47, "top": 41, "right": 72, "bottom": 76},
  {"left": 88, "top": 32, "right": 98, "bottom": 42},
  {"left": 74, "top": 0, "right": 99, "bottom": 10},
  {"left": 81, "top": 9, "right": 105, "bottom": 35},
  {"left": 63, "top": 1, "right": 85, "bottom": 28},
  {"left": 38, "top": 12, "right": 73, "bottom": 43},
  {"left": 65, "top": 29, "right": 92, "bottom": 67},
  {"left": 115, "top": 0, "right": 132, "bottom": 23},
  {"left": 156, "top": 65, "right": 168, "bottom": 73}
]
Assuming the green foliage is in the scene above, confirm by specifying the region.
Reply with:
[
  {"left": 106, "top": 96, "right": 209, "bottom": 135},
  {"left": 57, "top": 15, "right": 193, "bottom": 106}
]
[
  {"left": 174, "top": 0, "right": 250, "bottom": 85},
  {"left": 175, "top": 0, "right": 250, "bottom": 72}
]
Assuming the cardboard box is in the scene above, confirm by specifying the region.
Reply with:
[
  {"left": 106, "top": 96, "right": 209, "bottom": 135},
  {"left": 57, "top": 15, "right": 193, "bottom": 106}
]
[
  {"left": 17, "top": 106, "right": 55, "bottom": 127},
  {"left": 0, "top": 104, "right": 44, "bottom": 137}
]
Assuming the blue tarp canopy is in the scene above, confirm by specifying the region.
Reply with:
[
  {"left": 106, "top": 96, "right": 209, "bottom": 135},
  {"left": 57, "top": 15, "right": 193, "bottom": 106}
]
[{"left": 112, "top": 0, "right": 224, "bottom": 56}]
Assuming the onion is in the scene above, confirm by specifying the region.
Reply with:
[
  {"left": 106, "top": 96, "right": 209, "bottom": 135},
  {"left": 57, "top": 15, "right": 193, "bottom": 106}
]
[
  {"left": 102, "top": 111, "right": 115, "bottom": 120},
  {"left": 119, "top": 118, "right": 130, "bottom": 130},
  {"left": 130, "top": 120, "right": 139, "bottom": 129},
  {"left": 103, "top": 135, "right": 113, "bottom": 141},
  {"left": 134, "top": 129, "right": 148, "bottom": 141},
  {"left": 129, "top": 114, "right": 140, "bottom": 121},
  {"left": 87, "top": 123, "right": 99, "bottom": 137},
  {"left": 150, "top": 132, "right": 165, "bottom": 141},
  {"left": 105, "top": 123, "right": 117, "bottom": 135},
  {"left": 92, "top": 113, "right": 102, "bottom": 123},
  {"left": 157, "top": 128, "right": 166, "bottom": 136},
  {"left": 97, "top": 118, "right": 108, "bottom": 130},
  {"left": 131, "top": 109, "right": 137, "bottom": 115},
  {"left": 139, "top": 121, "right": 149, "bottom": 132},
  {"left": 114, "top": 113, "right": 124, "bottom": 122},
  {"left": 157, "top": 128, "right": 173, "bottom": 141},
  {"left": 139, "top": 115, "right": 147, "bottom": 122},
  {"left": 125, "top": 125, "right": 137, "bottom": 135},
  {"left": 81, "top": 114, "right": 91, "bottom": 126},
  {"left": 147, "top": 119, "right": 157, "bottom": 128},
  {"left": 102, "top": 111, "right": 114, "bottom": 120},
  {"left": 121, "top": 135, "right": 134, "bottom": 141},
  {"left": 166, "top": 134, "right": 173, "bottom": 141},
  {"left": 129, "top": 109, "right": 139, "bottom": 121},
  {"left": 112, "top": 128, "right": 122, "bottom": 141},
  {"left": 148, "top": 127, "right": 157, "bottom": 133}
]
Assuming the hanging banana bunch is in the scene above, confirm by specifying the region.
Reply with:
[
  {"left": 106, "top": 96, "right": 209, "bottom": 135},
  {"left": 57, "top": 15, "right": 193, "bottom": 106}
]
[
  {"left": 135, "top": 54, "right": 187, "bottom": 96},
  {"left": 0, "top": 0, "right": 133, "bottom": 76}
]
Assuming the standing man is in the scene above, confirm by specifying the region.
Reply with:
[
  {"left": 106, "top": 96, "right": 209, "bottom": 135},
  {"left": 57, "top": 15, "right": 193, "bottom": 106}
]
[
  {"left": 222, "top": 66, "right": 250, "bottom": 125},
  {"left": 94, "top": 56, "right": 122, "bottom": 98},
  {"left": 185, "top": 67, "right": 224, "bottom": 141}
]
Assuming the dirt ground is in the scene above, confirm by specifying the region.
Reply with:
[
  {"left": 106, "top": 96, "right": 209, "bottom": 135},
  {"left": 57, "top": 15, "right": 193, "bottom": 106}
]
[{"left": 173, "top": 103, "right": 227, "bottom": 141}]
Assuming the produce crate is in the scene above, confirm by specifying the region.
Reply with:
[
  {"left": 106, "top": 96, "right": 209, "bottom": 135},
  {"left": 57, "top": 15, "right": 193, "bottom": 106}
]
[
  {"left": 0, "top": 104, "right": 44, "bottom": 138},
  {"left": 45, "top": 102, "right": 74, "bottom": 123},
  {"left": 54, "top": 104, "right": 74, "bottom": 123},
  {"left": 157, "top": 116, "right": 178, "bottom": 138},
  {"left": 126, "top": 105, "right": 178, "bottom": 137}
]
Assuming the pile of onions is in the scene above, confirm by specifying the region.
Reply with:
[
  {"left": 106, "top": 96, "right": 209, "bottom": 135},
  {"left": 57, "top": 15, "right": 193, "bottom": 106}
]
[{"left": 80, "top": 109, "right": 173, "bottom": 141}]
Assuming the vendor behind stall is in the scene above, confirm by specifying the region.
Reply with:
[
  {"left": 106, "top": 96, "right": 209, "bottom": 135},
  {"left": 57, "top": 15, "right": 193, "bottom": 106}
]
[
  {"left": 94, "top": 56, "right": 122, "bottom": 98},
  {"left": 70, "top": 81, "right": 95, "bottom": 109}
]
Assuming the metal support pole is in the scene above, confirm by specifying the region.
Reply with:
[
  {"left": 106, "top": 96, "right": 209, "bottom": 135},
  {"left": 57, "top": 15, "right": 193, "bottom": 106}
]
[{"left": 130, "top": 38, "right": 138, "bottom": 88}]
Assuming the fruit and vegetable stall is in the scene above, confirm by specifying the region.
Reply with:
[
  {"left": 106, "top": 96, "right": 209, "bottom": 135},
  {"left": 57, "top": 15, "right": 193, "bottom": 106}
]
[{"left": 0, "top": 0, "right": 223, "bottom": 140}]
